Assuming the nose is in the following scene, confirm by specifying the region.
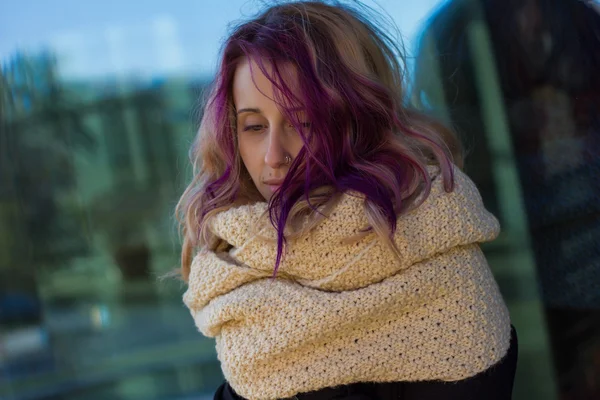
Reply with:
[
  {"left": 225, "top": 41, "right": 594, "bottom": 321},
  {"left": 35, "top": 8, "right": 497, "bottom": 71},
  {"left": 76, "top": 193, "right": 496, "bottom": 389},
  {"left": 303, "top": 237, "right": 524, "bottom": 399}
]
[{"left": 264, "top": 127, "right": 288, "bottom": 169}]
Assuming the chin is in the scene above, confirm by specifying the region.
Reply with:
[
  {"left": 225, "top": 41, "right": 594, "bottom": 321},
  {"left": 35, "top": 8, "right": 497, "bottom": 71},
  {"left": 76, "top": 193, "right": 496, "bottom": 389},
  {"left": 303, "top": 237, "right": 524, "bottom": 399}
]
[{"left": 258, "top": 189, "right": 272, "bottom": 202}]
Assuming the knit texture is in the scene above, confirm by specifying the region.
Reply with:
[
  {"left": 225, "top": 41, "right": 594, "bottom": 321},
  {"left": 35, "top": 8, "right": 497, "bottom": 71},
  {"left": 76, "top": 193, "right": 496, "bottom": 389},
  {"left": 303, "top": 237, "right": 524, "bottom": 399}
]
[{"left": 183, "top": 165, "right": 512, "bottom": 400}]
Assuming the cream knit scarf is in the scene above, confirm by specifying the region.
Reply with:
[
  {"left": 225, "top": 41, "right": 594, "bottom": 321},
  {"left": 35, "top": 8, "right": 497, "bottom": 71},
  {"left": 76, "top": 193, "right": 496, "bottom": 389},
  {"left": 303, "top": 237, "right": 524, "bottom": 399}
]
[{"left": 183, "top": 165, "right": 512, "bottom": 400}]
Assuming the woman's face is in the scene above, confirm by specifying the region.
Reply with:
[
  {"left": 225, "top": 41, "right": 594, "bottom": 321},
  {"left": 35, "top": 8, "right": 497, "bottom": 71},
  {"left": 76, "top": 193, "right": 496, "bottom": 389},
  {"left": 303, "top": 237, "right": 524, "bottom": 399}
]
[{"left": 232, "top": 58, "right": 306, "bottom": 201}]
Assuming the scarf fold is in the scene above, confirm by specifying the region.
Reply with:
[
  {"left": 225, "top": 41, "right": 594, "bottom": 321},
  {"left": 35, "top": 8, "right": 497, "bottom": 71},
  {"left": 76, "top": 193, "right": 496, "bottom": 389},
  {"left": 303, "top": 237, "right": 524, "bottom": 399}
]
[{"left": 183, "top": 165, "right": 512, "bottom": 400}]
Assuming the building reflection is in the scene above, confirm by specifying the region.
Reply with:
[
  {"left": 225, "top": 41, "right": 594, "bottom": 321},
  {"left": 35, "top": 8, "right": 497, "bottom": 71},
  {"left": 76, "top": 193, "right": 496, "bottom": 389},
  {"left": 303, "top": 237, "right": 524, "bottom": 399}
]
[{"left": 413, "top": 0, "right": 600, "bottom": 398}]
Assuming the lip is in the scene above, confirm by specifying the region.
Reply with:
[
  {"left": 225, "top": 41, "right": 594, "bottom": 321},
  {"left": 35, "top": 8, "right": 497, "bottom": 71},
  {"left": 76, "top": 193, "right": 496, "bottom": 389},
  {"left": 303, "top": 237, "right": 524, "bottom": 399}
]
[
  {"left": 263, "top": 179, "right": 284, "bottom": 192},
  {"left": 263, "top": 179, "right": 284, "bottom": 185}
]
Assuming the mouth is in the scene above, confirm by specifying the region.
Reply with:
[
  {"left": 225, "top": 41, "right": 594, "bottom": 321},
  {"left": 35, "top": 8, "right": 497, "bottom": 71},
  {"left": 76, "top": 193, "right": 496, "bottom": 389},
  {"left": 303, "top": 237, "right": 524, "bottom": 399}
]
[{"left": 263, "top": 179, "right": 284, "bottom": 192}]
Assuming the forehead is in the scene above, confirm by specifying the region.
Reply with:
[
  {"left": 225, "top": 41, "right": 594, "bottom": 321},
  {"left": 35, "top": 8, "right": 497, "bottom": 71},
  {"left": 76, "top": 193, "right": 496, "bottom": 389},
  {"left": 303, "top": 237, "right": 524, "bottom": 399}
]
[{"left": 232, "top": 57, "right": 300, "bottom": 109}]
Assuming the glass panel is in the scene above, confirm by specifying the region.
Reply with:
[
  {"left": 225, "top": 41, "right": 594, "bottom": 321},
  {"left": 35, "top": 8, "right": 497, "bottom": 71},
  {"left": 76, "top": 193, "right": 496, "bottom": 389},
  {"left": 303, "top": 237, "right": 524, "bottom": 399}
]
[{"left": 412, "top": 1, "right": 600, "bottom": 399}]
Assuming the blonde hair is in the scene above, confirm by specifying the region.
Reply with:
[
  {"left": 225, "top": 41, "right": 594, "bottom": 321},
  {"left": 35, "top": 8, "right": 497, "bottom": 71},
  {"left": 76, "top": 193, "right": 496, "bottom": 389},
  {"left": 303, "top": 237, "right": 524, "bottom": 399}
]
[{"left": 175, "top": 1, "right": 462, "bottom": 280}]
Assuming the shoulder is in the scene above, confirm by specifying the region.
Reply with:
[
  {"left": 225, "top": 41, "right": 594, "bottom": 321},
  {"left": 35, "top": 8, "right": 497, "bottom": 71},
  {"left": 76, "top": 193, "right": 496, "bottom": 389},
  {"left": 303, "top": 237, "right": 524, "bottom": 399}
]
[
  {"left": 409, "top": 163, "right": 500, "bottom": 243},
  {"left": 424, "top": 163, "right": 486, "bottom": 208}
]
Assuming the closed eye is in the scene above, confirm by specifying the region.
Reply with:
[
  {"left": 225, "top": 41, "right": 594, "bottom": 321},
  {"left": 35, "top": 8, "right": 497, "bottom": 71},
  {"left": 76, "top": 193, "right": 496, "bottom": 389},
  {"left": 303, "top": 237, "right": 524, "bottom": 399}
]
[
  {"left": 287, "top": 122, "right": 311, "bottom": 129},
  {"left": 243, "top": 125, "right": 265, "bottom": 132}
]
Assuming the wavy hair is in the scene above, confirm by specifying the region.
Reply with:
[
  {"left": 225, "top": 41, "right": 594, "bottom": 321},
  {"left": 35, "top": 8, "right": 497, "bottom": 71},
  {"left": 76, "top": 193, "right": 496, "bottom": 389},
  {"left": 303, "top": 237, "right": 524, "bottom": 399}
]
[{"left": 176, "top": 0, "right": 462, "bottom": 280}]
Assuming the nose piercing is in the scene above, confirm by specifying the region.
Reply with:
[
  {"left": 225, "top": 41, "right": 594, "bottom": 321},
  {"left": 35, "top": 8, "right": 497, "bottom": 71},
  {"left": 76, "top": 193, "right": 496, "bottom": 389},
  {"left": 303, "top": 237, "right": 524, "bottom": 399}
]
[{"left": 284, "top": 155, "right": 292, "bottom": 165}]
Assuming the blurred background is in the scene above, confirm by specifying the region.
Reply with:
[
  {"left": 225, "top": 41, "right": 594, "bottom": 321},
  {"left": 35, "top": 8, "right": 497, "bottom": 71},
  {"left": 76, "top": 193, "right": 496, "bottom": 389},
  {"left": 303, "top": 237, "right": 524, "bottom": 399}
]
[{"left": 1, "top": 0, "right": 599, "bottom": 399}]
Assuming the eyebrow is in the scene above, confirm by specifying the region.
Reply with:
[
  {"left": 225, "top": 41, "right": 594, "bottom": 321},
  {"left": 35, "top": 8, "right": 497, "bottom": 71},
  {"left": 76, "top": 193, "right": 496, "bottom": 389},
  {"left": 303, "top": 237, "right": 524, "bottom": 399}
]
[
  {"left": 236, "top": 108, "right": 261, "bottom": 115},
  {"left": 236, "top": 106, "right": 306, "bottom": 115}
]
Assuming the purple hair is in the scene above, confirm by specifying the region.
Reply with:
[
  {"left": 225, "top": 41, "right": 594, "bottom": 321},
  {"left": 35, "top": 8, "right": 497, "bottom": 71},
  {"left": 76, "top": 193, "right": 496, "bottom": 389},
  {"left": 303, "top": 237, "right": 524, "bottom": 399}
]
[{"left": 177, "top": 1, "right": 457, "bottom": 280}]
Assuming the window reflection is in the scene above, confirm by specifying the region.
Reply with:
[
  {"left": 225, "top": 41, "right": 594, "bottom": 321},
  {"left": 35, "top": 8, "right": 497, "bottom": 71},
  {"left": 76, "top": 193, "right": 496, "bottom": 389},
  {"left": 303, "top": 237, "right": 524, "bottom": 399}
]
[{"left": 413, "top": 0, "right": 600, "bottom": 398}]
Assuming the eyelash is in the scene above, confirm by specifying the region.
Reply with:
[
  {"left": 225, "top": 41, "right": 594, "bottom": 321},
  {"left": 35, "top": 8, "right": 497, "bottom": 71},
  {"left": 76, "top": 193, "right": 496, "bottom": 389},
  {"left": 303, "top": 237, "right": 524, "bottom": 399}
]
[
  {"left": 242, "top": 122, "right": 311, "bottom": 132},
  {"left": 243, "top": 125, "right": 264, "bottom": 132}
]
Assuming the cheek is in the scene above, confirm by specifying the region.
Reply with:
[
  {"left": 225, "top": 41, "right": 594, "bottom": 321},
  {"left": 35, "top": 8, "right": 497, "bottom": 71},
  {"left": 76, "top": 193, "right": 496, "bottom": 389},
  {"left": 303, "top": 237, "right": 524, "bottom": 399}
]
[
  {"left": 238, "top": 137, "right": 262, "bottom": 180},
  {"left": 290, "top": 135, "right": 305, "bottom": 158}
]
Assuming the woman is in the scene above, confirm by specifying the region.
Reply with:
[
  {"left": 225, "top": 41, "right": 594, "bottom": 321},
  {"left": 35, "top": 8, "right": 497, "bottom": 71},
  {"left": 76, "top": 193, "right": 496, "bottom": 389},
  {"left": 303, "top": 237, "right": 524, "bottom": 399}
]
[{"left": 177, "top": 1, "right": 518, "bottom": 399}]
